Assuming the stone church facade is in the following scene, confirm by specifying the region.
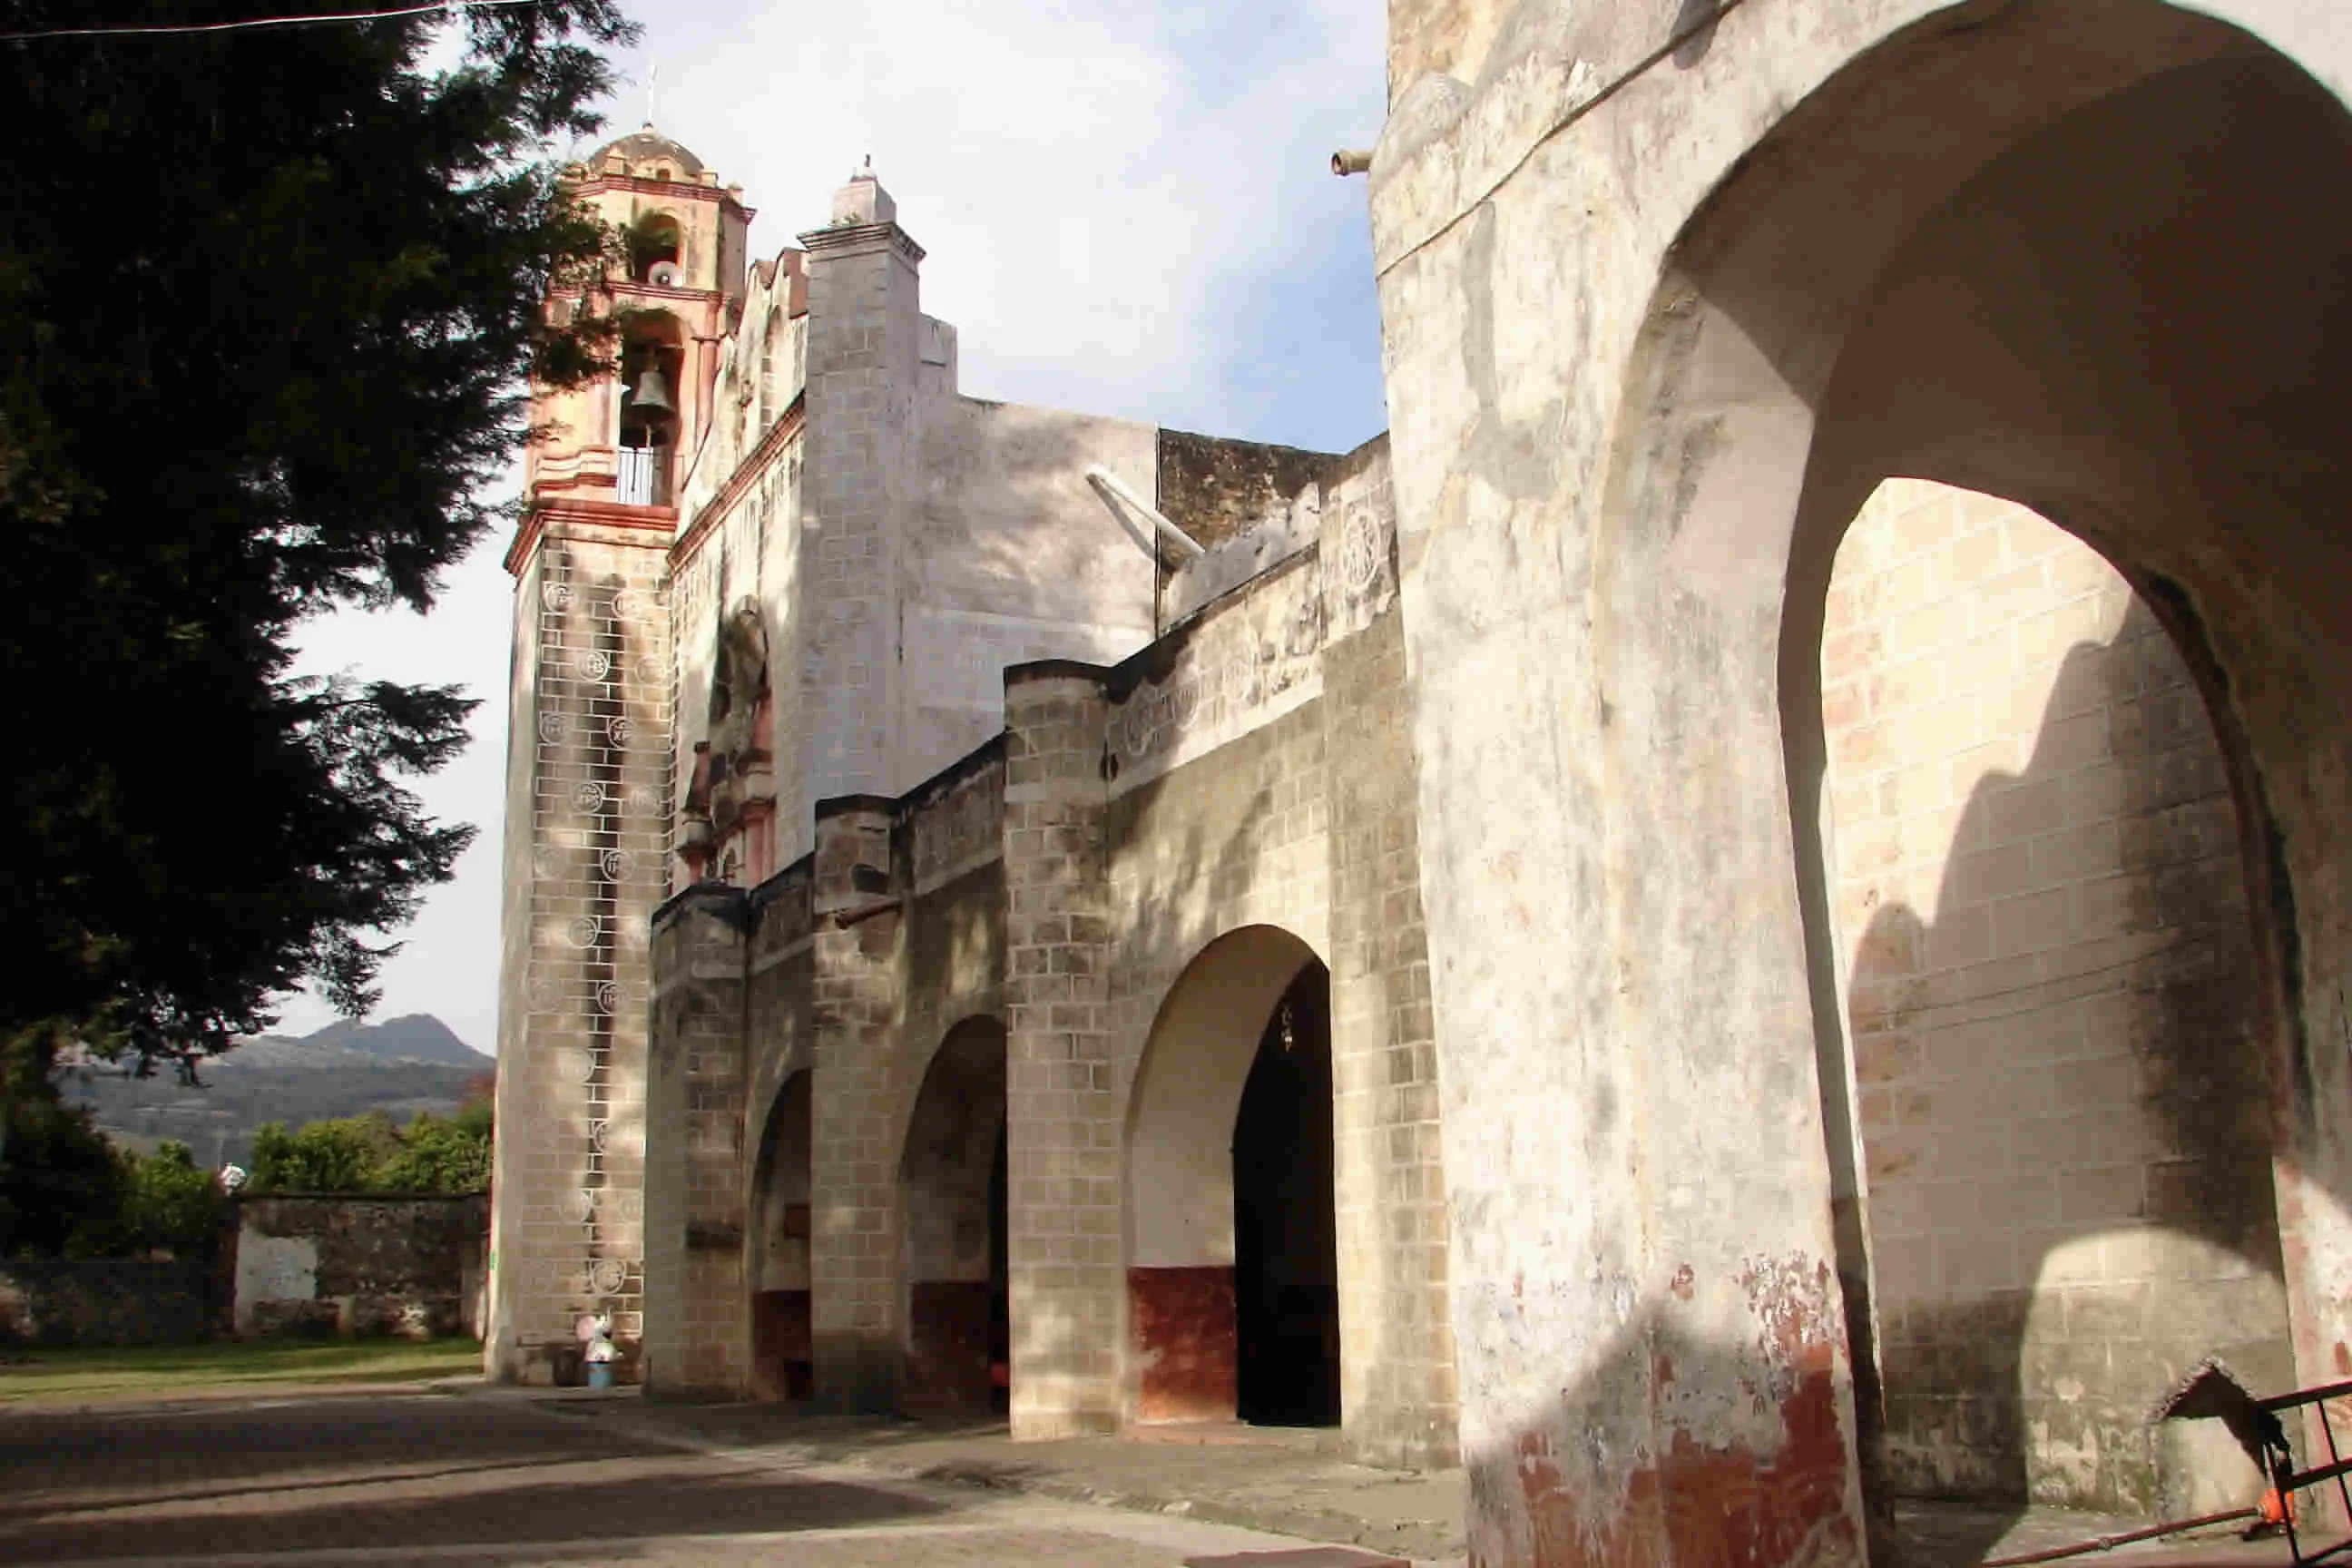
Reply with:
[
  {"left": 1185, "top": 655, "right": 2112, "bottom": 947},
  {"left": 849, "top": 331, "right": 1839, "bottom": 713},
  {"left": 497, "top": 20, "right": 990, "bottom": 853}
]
[
  {"left": 493, "top": 2, "right": 2352, "bottom": 1556},
  {"left": 489, "top": 140, "right": 1455, "bottom": 1467}
]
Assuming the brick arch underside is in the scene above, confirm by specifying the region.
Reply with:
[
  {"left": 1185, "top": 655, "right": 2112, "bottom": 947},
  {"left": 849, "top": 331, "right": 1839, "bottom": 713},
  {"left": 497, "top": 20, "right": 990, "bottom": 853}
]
[{"left": 1818, "top": 480, "right": 2293, "bottom": 1517}]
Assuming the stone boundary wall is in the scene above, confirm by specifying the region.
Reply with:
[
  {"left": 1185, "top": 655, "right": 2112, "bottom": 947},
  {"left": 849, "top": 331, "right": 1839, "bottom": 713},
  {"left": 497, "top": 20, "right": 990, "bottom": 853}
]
[
  {"left": 234, "top": 1194, "right": 488, "bottom": 1341},
  {"left": 0, "top": 1259, "right": 218, "bottom": 1348}
]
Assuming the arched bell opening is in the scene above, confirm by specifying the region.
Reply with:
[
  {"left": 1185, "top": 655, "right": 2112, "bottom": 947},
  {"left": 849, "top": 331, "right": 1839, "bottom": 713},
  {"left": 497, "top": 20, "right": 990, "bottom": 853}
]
[{"left": 615, "top": 310, "right": 684, "bottom": 506}]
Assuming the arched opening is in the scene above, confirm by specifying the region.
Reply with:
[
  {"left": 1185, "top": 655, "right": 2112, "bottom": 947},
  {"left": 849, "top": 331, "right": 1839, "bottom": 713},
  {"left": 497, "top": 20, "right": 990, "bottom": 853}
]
[
  {"left": 616, "top": 310, "right": 683, "bottom": 506},
  {"left": 625, "top": 211, "right": 681, "bottom": 283},
  {"left": 1820, "top": 480, "right": 2289, "bottom": 1534},
  {"left": 897, "top": 1016, "right": 1009, "bottom": 1416},
  {"left": 1594, "top": 0, "right": 2352, "bottom": 1553},
  {"left": 748, "top": 1070, "right": 811, "bottom": 1403},
  {"left": 1124, "top": 925, "right": 1339, "bottom": 1429}
]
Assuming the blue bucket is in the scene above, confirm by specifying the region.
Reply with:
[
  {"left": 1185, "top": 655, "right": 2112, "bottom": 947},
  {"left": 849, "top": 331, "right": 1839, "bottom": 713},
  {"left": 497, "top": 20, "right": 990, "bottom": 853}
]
[{"left": 587, "top": 1363, "right": 616, "bottom": 1390}]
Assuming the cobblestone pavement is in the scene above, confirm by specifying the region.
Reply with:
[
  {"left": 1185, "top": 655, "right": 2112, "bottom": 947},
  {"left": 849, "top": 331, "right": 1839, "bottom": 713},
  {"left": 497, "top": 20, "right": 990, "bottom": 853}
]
[{"left": 0, "top": 1391, "right": 1426, "bottom": 1567}]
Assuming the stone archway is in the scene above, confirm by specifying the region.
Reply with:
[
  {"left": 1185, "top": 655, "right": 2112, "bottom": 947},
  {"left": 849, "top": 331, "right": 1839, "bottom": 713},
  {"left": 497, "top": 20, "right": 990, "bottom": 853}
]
[
  {"left": 897, "top": 1015, "right": 1008, "bottom": 1415},
  {"left": 1123, "top": 925, "right": 1338, "bottom": 1428},
  {"left": 1370, "top": 0, "right": 2352, "bottom": 1560},
  {"left": 748, "top": 1070, "right": 811, "bottom": 1402}
]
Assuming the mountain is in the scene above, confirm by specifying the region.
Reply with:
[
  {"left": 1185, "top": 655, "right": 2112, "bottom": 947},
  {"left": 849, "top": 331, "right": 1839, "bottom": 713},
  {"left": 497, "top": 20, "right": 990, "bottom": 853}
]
[
  {"left": 238, "top": 1013, "right": 491, "bottom": 1070},
  {"left": 54, "top": 1014, "right": 492, "bottom": 1171}
]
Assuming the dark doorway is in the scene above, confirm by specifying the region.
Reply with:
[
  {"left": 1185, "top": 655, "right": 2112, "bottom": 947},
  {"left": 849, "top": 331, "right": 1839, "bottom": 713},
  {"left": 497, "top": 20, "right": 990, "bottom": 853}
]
[
  {"left": 988, "top": 1123, "right": 1009, "bottom": 1416},
  {"left": 898, "top": 1017, "right": 1008, "bottom": 1415},
  {"left": 1231, "top": 960, "right": 1339, "bottom": 1427},
  {"left": 750, "top": 1071, "right": 812, "bottom": 1403}
]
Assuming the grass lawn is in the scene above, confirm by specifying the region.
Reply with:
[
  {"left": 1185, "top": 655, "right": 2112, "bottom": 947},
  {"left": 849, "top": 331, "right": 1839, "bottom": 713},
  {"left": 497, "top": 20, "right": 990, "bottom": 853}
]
[{"left": 0, "top": 1337, "right": 481, "bottom": 1405}]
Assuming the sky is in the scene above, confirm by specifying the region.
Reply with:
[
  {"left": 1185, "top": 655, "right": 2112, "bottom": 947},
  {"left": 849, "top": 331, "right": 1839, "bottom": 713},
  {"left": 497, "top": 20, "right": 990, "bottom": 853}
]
[{"left": 270, "top": 0, "right": 1394, "bottom": 1054}]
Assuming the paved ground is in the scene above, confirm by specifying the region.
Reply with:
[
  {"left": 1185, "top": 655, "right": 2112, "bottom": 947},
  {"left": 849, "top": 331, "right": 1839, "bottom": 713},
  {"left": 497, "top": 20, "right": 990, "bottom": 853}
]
[
  {"left": 0, "top": 1390, "right": 1431, "bottom": 1567},
  {"left": 5, "top": 1377, "right": 2339, "bottom": 1566}
]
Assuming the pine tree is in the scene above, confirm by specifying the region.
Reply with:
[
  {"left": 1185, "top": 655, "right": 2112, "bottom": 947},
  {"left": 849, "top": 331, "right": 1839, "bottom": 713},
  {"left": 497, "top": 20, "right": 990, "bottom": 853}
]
[{"left": 0, "top": 1, "right": 635, "bottom": 1077}]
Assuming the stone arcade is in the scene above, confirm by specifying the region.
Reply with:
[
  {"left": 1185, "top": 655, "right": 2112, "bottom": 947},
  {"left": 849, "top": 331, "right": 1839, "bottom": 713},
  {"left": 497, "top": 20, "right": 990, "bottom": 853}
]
[{"left": 494, "top": 3, "right": 2352, "bottom": 1557}]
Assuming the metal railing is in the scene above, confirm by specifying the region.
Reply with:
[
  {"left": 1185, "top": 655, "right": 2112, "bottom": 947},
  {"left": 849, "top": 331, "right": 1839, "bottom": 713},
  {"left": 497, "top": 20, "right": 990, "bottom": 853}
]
[{"left": 617, "top": 446, "right": 665, "bottom": 507}]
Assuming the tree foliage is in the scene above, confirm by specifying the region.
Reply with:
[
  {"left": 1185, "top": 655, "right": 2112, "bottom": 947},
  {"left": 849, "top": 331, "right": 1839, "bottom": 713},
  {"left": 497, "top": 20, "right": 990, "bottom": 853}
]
[
  {"left": 122, "top": 1142, "right": 228, "bottom": 1257},
  {"left": 0, "top": 0, "right": 634, "bottom": 1076},
  {"left": 0, "top": 1095, "right": 127, "bottom": 1259},
  {"left": 247, "top": 1099, "right": 490, "bottom": 1196}
]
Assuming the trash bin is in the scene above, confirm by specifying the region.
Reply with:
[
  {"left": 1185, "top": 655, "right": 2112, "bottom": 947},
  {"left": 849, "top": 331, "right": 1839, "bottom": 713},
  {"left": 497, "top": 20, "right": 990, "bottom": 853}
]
[
  {"left": 550, "top": 1347, "right": 583, "bottom": 1387},
  {"left": 587, "top": 1362, "right": 616, "bottom": 1390}
]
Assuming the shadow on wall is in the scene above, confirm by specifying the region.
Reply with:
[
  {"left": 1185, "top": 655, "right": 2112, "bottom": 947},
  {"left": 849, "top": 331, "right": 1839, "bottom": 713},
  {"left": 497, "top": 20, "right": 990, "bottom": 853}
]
[{"left": 1838, "top": 597, "right": 2288, "bottom": 1535}]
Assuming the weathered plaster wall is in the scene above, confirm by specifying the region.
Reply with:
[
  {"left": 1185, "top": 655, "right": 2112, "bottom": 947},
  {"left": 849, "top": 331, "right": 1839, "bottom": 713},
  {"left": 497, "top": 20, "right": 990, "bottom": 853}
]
[
  {"left": 1156, "top": 429, "right": 1331, "bottom": 555},
  {"left": 1367, "top": 0, "right": 2352, "bottom": 1558},
  {"left": 1823, "top": 480, "right": 2288, "bottom": 1513},
  {"left": 905, "top": 397, "right": 1158, "bottom": 785}
]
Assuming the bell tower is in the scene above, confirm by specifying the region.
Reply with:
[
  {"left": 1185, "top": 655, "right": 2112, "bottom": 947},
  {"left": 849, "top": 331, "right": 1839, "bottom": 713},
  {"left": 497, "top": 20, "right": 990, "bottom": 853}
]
[
  {"left": 486, "top": 127, "right": 751, "bottom": 1384},
  {"left": 524, "top": 125, "right": 751, "bottom": 514}
]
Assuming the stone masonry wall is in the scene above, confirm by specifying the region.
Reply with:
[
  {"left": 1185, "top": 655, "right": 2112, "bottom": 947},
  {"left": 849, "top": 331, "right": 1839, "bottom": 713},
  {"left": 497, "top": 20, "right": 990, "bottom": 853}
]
[
  {"left": 489, "top": 525, "right": 670, "bottom": 1384},
  {"left": 1001, "top": 669, "right": 1121, "bottom": 1437},
  {"left": 1822, "top": 480, "right": 2288, "bottom": 1512},
  {"left": 1324, "top": 605, "right": 1456, "bottom": 1468},
  {"left": 797, "top": 190, "right": 919, "bottom": 803},
  {"left": 643, "top": 890, "right": 750, "bottom": 1395},
  {"left": 0, "top": 1259, "right": 215, "bottom": 1348},
  {"left": 994, "top": 436, "right": 1455, "bottom": 1463},
  {"left": 807, "top": 801, "right": 906, "bottom": 1410}
]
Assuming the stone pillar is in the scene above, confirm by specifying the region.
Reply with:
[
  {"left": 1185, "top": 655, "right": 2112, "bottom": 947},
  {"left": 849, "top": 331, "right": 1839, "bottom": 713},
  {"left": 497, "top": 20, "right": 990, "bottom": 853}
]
[
  {"left": 1001, "top": 665, "right": 1122, "bottom": 1437},
  {"left": 797, "top": 168, "right": 922, "bottom": 802},
  {"left": 642, "top": 887, "right": 750, "bottom": 1395},
  {"left": 808, "top": 797, "right": 905, "bottom": 1411},
  {"left": 1325, "top": 603, "right": 1457, "bottom": 1470},
  {"left": 487, "top": 525, "right": 671, "bottom": 1385}
]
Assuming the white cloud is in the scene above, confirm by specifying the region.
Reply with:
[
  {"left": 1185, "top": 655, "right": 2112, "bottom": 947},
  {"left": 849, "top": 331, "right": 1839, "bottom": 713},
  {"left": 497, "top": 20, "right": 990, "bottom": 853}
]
[
  {"left": 269, "top": 0, "right": 1391, "bottom": 1053},
  {"left": 609, "top": 0, "right": 1388, "bottom": 435}
]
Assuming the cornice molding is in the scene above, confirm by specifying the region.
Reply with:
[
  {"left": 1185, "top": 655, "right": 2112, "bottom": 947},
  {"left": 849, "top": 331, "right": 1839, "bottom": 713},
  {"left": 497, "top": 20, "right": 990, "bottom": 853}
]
[
  {"left": 505, "top": 497, "right": 677, "bottom": 575},
  {"left": 565, "top": 172, "right": 755, "bottom": 221},
  {"left": 795, "top": 220, "right": 926, "bottom": 266}
]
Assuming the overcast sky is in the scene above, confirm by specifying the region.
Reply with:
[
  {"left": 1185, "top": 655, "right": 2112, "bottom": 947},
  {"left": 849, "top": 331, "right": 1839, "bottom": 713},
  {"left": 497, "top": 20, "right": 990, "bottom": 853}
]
[{"left": 270, "top": 0, "right": 1392, "bottom": 1054}]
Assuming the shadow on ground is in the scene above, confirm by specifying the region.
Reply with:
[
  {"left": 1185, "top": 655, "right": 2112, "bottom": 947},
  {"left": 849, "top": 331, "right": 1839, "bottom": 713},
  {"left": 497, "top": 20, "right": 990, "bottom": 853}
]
[{"left": 0, "top": 1393, "right": 951, "bottom": 1562}]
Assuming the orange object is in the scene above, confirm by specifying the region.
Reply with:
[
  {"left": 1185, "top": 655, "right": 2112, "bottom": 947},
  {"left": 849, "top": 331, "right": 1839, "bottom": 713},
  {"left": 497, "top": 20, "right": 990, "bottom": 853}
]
[{"left": 2259, "top": 1485, "right": 2298, "bottom": 1526}]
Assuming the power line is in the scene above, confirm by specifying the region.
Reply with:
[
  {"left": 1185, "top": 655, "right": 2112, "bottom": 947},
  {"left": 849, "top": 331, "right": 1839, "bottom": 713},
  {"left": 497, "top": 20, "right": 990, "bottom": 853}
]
[{"left": 0, "top": 0, "right": 539, "bottom": 44}]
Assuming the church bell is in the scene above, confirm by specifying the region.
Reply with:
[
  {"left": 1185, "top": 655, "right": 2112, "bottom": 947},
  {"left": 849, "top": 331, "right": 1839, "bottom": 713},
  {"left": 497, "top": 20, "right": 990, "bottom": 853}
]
[{"left": 627, "top": 365, "right": 674, "bottom": 414}]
